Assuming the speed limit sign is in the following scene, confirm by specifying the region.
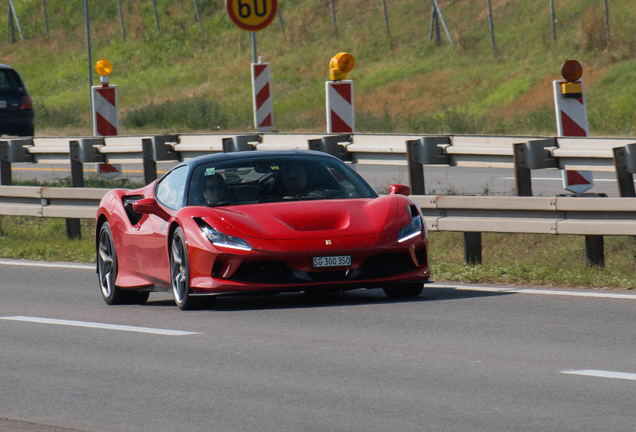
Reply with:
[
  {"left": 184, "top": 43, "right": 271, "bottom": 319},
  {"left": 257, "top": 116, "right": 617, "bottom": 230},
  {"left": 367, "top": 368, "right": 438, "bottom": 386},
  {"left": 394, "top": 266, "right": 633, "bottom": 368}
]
[{"left": 226, "top": 0, "right": 278, "bottom": 32}]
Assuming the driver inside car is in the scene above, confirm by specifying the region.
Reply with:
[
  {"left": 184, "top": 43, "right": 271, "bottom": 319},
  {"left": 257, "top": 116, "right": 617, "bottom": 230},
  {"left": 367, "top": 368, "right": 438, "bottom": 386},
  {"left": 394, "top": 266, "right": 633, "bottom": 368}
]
[
  {"left": 202, "top": 173, "right": 229, "bottom": 205},
  {"left": 282, "top": 164, "right": 307, "bottom": 199}
]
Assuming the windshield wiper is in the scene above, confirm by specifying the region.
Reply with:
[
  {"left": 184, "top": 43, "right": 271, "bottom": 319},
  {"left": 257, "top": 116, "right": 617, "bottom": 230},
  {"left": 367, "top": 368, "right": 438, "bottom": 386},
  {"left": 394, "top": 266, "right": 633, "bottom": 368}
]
[{"left": 208, "top": 201, "right": 236, "bottom": 207}]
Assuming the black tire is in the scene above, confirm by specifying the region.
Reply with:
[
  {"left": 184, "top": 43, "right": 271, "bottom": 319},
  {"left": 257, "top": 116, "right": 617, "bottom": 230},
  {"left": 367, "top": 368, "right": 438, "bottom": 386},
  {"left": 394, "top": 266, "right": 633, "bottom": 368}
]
[
  {"left": 97, "top": 222, "right": 127, "bottom": 305},
  {"left": 383, "top": 282, "right": 424, "bottom": 299},
  {"left": 125, "top": 291, "right": 150, "bottom": 305},
  {"left": 170, "top": 227, "right": 215, "bottom": 310}
]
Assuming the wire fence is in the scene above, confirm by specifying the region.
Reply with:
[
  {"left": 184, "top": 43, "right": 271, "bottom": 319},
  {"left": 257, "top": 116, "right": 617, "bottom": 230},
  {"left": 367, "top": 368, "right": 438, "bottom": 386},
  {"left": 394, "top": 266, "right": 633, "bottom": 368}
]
[{"left": 5, "top": 0, "right": 615, "bottom": 49}]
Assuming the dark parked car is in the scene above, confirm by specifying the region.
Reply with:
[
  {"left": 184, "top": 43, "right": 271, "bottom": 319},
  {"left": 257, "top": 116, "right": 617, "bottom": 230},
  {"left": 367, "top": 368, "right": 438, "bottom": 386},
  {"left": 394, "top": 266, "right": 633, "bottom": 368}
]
[{"left": 0, "top": 63, "right": 34, "bottom": 136}]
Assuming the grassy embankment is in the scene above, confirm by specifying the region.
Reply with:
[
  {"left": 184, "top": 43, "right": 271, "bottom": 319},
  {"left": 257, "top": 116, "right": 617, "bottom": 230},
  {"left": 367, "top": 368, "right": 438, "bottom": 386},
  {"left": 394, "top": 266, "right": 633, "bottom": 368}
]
[
  {"left": 2, "top": 0, "right": 636, "bottom": 136},
  {"left": 1, "top": 0, "right": 636, "bottom": 287}
]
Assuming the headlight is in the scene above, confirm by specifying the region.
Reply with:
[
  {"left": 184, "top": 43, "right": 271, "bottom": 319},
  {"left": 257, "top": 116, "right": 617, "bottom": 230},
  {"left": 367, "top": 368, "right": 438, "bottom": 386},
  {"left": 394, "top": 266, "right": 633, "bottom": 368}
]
[
  {"left": 398, "top": 215, "right": 423, "bottom": 243},
  {"left": 196, "top": 220, "right": 252, "bottom": 251}
]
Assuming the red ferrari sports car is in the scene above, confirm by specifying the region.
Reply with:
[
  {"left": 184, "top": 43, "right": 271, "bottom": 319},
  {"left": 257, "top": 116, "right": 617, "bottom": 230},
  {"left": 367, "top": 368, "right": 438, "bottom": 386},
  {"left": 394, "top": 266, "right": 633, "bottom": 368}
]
[{"left": 96, "top": 150, "right": 430, "bottom": 310}]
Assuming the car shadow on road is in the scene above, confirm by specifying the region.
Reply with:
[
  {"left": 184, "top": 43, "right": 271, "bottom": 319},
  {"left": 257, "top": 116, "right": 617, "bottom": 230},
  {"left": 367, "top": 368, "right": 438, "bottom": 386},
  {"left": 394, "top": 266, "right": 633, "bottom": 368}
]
[{"left": 143, "top": 285, "right": 513, "bottom": 312}]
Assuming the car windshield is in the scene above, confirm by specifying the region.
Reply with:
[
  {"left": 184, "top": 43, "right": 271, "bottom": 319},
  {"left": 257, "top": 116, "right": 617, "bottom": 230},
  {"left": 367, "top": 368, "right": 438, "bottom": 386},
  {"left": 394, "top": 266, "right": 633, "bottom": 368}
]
[{"left": 187, "top": 155, "right": 377, "bottom": 207}]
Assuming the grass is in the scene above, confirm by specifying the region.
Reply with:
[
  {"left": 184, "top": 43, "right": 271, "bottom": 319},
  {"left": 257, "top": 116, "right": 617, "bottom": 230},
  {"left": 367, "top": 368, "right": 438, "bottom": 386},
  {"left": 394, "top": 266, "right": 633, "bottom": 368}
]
[
  {"left": 0, "top": 216, "right": 95, "bottom": 263},
  {"left": 431, "top": 232, "right": 636, "bottom": 289}
]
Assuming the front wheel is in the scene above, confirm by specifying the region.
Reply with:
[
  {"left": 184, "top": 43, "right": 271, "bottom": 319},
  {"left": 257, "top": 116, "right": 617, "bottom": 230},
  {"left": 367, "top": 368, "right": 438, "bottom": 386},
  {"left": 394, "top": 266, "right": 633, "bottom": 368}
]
[
  {"left": 383, "top": 282, "right": 424, "bottom": 299},
  {"left": 170, "top": 227, "right": 215, "bottom": 310}
]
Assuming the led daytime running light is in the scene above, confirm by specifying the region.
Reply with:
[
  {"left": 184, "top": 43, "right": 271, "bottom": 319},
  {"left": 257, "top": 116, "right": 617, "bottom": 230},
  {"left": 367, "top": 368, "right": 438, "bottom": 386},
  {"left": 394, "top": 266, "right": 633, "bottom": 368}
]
[
  {"left": 197, "top": 221, "right": 252, "bottom": 251},
  {"left": 398, "top": 215, "right": 423, "bottom": 243}
]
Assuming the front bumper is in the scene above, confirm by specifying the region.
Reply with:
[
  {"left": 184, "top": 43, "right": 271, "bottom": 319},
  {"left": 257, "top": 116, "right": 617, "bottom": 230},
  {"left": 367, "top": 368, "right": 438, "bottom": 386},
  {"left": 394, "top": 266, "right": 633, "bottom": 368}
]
[{"left": 187, "top": 231, "right": 429, "bottom": 294}]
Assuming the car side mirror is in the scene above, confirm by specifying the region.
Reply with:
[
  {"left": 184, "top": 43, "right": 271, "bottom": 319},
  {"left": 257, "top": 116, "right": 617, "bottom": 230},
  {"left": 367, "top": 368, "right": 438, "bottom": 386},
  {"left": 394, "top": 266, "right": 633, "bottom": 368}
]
[
  {"left": 132, "top": 198, "right": 171, "bottom": 221},
  {"left": 388, "top": 184, "right": 412, "bottom": 196}
]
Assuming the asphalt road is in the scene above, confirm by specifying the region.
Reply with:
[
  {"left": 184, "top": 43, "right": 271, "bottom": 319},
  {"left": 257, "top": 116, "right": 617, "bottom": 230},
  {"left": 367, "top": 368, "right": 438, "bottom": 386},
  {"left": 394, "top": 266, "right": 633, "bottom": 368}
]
[
  {"left": 10, "top": 162, "right": 621, "bottom": 197},
  {"left": 1, "top": 260, "right": 635, "bottom": 432}
]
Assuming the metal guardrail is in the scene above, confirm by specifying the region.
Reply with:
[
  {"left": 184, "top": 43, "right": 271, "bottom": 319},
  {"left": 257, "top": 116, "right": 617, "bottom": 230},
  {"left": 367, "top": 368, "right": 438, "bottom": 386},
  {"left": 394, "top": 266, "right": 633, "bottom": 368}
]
[
  {"left": 1, "top": 132, "right": 635, "bottom": 166},
  {"left": 3, "top": 133, "right": 636, "bottom": 197},
  {"left": 0, "top": 186, "right": 107, "bottom": 219},
  {"left": 4, "top": 188, "right": 635, "bottom": 235},
  {"left": 411, "top": 195, "right": 636, "bottom": 236},
  {"left": 2, "top": 187, "right": 634, "bottom": 267}
]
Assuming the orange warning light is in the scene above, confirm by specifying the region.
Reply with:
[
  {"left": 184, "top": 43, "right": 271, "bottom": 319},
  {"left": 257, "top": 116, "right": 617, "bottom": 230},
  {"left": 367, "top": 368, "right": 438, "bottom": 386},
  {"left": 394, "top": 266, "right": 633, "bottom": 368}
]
[
  {"left": 329, "top": 53, "right": 355, "bottom": 81},
  {"left": 561, "top": 60, "right": 582, "bottom": 82},
  {"left": 96, "top": 58, "right": 113, "bottom": 77}
]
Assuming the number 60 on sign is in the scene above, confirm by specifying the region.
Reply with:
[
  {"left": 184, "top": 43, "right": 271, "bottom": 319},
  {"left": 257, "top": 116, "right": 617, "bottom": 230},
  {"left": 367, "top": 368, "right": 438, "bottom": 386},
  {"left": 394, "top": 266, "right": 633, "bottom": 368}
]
[{"left": 226, "top": 0, "right": 278, "bottom": 32}]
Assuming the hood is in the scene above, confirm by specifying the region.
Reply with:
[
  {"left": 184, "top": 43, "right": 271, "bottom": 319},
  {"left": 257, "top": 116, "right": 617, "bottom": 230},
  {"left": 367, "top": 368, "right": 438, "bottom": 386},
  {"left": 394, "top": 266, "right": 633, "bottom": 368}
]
[{"left": 203, "top": 197, "right": 399, "bottom": 240}]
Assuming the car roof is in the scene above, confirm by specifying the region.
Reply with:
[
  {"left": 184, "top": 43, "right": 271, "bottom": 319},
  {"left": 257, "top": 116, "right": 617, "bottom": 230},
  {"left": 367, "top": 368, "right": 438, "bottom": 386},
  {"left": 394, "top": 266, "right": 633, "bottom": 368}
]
[{"left": 182, "top": 149, "right": 341, "bottom": 170}]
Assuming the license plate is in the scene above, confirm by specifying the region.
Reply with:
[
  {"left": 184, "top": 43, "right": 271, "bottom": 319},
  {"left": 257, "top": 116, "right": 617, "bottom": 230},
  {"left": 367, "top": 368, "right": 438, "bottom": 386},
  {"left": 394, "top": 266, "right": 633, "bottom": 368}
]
[
  {"left": 0, "top": 101, "right": 6, "bottom": 109},
  {"left": 313, "top": 255, "right": 351, "bottom": 268}
]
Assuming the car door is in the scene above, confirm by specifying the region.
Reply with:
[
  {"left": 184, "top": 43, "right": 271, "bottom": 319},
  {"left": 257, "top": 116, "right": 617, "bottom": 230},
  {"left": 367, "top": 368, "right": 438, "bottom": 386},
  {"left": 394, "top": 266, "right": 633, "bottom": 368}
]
[{"left": 134, "top": 166, "right": 188, "bottom": 284}]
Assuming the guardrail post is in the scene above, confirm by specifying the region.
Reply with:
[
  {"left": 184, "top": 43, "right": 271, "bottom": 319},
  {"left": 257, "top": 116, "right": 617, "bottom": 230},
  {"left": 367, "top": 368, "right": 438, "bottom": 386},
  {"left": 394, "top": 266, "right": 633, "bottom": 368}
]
[
  {"left": 0, "top": 139, "right": 34, "bottom": 186},
  {"left": 612, "top": 144, "right": 636, "bottom": 197},
  {"left": 66, "top": 161, "right": 83, "bottom": 239},
  {"left": 513, "top": 139, "right": 558, "bottom": 197},
  {"left": 585, "top": 235, "right": 604, "bottom": 267},
  {"left": 222, "top": 134, "right": 262, "bottom": 152},
  {"left": 464, "top": 232, "right": 482, "bottom": 265},
  {"left": 0, "top": 158, "right": 10, "bottom": 186},
  {"left": 308, "top": 134, "right": 352, "bottom": 162},
  {"left": 141, "top": 135, "right": 180, "bottom": 185},
  {"left": 142, "top": 139, "right": 157, "bottom": 185},
  {"left": 406, "top": 136, "right": 450, "bottom": 195},
  {"left": 68, "top": 139, "right": 104, "bottom": 239},
  {"left": 513, "top": 144, "right": 532, "bottom": 197}
]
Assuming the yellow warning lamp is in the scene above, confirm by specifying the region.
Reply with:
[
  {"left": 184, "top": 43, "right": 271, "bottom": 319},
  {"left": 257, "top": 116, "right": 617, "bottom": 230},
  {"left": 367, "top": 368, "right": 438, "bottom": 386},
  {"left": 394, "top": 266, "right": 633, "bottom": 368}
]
[
  {"left": 96, "top": 58, "right": 113, "bottom": 87},
  {"left": 329, "top": 53, "right": 355, "bottom": 81},
  {"left": 560, "top": 60, "right": 583, "bottom": 99}
]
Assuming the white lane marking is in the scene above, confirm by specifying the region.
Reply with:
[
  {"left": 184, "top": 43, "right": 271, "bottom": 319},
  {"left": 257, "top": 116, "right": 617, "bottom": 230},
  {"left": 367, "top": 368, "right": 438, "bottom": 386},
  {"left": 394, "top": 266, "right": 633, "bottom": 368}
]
[
  {"left": 0, "top": 316, "right": 200, "bottom": 336},
  {"left": 432, "top": 284, "right": 636, "bottom": 300},
  {"left": 561, "top": 369, "right": 636, "bottom": 381},
  {"left": 0, "top": 259, "right": 93, "bottom": 270}
]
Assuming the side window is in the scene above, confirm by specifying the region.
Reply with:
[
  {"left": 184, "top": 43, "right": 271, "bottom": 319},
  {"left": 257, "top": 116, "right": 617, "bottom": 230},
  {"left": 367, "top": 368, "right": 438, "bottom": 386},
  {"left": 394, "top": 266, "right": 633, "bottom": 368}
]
[{"left": 155, "top": 166, "right": 188, "bottom": 210}]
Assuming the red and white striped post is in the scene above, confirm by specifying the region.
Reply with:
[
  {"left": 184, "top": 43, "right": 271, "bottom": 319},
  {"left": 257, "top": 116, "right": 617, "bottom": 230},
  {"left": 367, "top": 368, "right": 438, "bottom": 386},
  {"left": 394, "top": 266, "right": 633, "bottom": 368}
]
[
  {"left": 326, "top": 52, "right": 356, "bottom": 134},
  {"left": 92, "top": 58, "right": 119, "bottom": 136},
  {"left": 251, "top": 59, "right": 273, "bottom": 132},
  {"left": 553, "top": 60, "right": 593, "bottom": 193},
  {"left": 326, "top": 80, "right": 354, "bottom": 133},
  {"left": 562, "top": 169, "right": 593, "bottom": 194},
  {"left": 92, "top": 85, "right": 119, "bottom": 136},
  {"left": 553, "top": 78, "right": 588, "bottom": 137}
]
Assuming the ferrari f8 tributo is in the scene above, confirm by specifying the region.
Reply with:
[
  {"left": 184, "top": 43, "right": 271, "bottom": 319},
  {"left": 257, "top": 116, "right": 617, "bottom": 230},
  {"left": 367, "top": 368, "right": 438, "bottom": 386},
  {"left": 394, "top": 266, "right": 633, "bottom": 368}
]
[{"left": 96, "top": 150, "right": 430, "bottom": 310}]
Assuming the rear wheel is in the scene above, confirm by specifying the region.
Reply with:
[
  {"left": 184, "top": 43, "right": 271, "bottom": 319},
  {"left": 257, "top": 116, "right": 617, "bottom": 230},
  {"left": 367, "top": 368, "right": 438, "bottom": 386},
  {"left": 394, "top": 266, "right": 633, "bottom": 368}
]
[
  {"left": 97, "top": 222, "right": 126, "bottom": 305},
  {"left": 170, "top": 227, "right": 215, "bottom": 310},
  {"left": 383, "top": 282, "right": 423, "bottom": 299}
]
